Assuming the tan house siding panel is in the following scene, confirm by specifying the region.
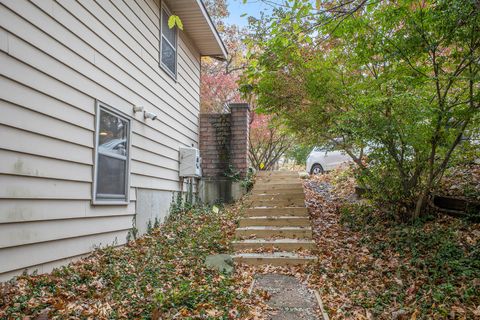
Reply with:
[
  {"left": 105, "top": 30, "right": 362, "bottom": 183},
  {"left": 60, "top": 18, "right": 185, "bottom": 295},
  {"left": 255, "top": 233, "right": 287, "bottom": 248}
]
[
  {"left": 0, "top": 100, "right": 93, "bottom": 148},
  {"left": 0, "top": 175, "right": 91, "bottom": 200},
  {"left": 131, "top": 160, "right": 180, "bottom": 182},
  {"left": 0, "top": 230, "right": 128, "bottom": 275},
  {"left": 131, "top": 134, "right": 180, "bottom": 161},
  {"left": 0, "top": 0, "right": 203, "bottom": 279},
  {"left": 2, "top": 2, "right": 199, "bottom": 144},
  {"left": 5, "top": 32, "right": 197, "bottom": 147},
  {"left": 57, "top": 0, "right": 201, "bottom": 116},
  {"left": 0, "top": 253, "right": 89, "bottom": 282},
  {"left": 130, "top": 174, "right": 182, "bottom": 192},
  {"left": 94, "top": 0, "right": 201, "bottom": 106},
  {"left": 0, "top": 200, "right": 136, "bottom": 224},
  {"left": 145, "top": 0, "right": 161, "bottom": 18},
  {"left": 177, "top": 44, "right": 202, "bottom": 97},
  {"left": 133, "top": 0, "right": 160, "bottom": 29},
  {"left": 0, "top": 150, "right": 92, "bottom": 182},
  {"left": 0, "top": 27, "right": 8, "bottom": 52},
  {"left": 0, "top": 125, "right": 93, "bottom": 165},
  {"left": 0, "top": 76, "right": 94, "bottom": 131},
  {"left": 131, "top": 146, "right": 179, "bottom": 171},
  {"left": 113, "top": 0, "right": 159, "bottom": 47},
  {"left": 0, "top": 52, "right": 96, "bottom": 115},
  {"left": 0, "top": 215, "right": 133, "bottom": 248},
  {"left": 178, "top": 34, "right": 202, "bottom": 75}
]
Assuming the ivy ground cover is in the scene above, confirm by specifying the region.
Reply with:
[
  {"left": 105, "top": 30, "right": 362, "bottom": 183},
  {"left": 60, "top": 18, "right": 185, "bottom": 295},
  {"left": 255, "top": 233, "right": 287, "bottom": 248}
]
[{"left": 0, "top": 200, "right": 265, "bottom": 319}]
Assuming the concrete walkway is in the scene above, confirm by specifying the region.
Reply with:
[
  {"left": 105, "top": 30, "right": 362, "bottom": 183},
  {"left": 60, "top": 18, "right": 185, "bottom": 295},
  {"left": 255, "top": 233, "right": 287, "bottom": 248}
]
[{"left": 254, "top": 274, "right": 319, "bottom": 319}]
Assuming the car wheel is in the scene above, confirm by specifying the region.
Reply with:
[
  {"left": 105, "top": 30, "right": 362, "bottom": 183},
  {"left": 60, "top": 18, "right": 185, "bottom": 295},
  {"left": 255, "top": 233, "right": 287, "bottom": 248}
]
[{"left": 310, "top": 164, "right": 324, "bottom": 175}]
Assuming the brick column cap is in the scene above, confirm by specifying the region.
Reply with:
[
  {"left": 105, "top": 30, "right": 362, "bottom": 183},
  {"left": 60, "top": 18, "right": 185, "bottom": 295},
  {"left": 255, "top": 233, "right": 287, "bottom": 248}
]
[{"left": 229, "top": 103, "right": 250, "bottom": 110}]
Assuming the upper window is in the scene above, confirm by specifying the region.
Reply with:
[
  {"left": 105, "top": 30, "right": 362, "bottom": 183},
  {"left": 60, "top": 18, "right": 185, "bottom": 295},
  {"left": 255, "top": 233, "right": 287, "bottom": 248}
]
[
  {"left": 160, "top": 5, "right": 177, "bottom": 78},
  {"left": 93, "top": 103, "right": 130, "bottom": 204}
]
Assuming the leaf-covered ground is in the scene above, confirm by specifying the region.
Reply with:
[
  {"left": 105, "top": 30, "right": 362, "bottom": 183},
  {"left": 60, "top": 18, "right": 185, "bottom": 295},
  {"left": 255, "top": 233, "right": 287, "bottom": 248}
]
[
  {"left": 438, "top": 163, "right": 480, "bottom": 201},
  {"left": 0, "top": 200, "right": 266, "bottom": 319},
  {"left": 305, "top": 169, "right": 480, "bottom": 319}
]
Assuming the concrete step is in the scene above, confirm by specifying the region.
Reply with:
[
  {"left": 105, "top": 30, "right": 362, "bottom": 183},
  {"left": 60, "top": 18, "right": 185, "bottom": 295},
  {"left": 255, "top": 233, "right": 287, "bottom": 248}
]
[
  {"left": 245, "top": 207, "right": 309, "bottom": 217},
  {"left": 253, "top": 185, "right": 304, "bottom": 193},
  {"left": 250, "top": 199, "right": 305, "bottom": 207},
  {"left": 233, "top": 252, "right": 317, "bottom": 266},
  {"left": 239, "top": 216, "right": 310, "bottom": 227},
  {"left": 256, "top": 178, "right": 301, "bottom": 184},
  {"left": 249, "top": 192, "right": 305, "bottom": 200},
  {"left": 232, "top": 238, "right": 316, "bottom": 251},
  {"left": 249, "top": 196, "right": 305, "bottom": 204},
  {"left": 254, "top": 182, "right": 303, "bottom": 188},
  {"left": 235, "top": 226, "right": 313, "bottom": 239},
  {"left": 251, "top": 187, "right": 303, "bottom": 195},
  {"left": 257, "top": 171, "right": 299, "bottom": 177}
]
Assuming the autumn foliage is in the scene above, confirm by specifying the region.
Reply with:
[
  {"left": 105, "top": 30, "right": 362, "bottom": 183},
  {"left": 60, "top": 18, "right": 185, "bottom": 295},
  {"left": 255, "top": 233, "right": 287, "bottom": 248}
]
[{"left": 249, "top": 114, "right": 292, "bottom": 170}]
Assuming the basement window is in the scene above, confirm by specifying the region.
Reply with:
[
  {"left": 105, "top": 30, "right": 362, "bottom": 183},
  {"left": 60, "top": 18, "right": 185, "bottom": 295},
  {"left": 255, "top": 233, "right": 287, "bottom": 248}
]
[
  {"left": 160, "top": 5, "right": 177, "bottom": 78},
  {"left": 93, "top": 103, "right": 131, "bottom": 204}
]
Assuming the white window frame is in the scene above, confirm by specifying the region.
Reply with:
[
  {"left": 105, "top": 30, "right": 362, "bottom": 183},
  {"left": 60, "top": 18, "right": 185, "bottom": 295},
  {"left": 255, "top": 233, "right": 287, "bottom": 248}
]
[
  {"left": 92, "top": 101, "right": 131, "bottom": 205},
  {"left": 159, "top": 3, "right": 178, "bottom": 80}
]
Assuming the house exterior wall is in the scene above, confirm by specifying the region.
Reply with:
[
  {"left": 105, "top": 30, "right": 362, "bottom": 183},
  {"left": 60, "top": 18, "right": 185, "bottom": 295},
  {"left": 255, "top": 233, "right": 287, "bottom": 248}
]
[{"left": 0, "top": 0, "right": 201, "bottom": 281}]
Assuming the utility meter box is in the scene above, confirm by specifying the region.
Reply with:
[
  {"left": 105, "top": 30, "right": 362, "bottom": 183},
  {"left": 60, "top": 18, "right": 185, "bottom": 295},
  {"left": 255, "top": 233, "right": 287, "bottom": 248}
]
[{"left": 179, "top": 147, "right": 202, "bottom": 178}]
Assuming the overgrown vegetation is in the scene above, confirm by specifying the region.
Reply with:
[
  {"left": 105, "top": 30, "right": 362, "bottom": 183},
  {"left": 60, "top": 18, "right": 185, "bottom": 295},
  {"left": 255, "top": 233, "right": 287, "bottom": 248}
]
[
  {"left": 241, "top": 0, "right": 480, "bottom": 219},
  {"left": 284, "top": 144, "right": 315, "bottom": 165},
  {"left": 224, "top": 165, "right": 256, "bottom": 192},
  {"left": 0, "top": 197, "right": 253, "bottom": 319},
  {"left": 340, "top": 203, "right": 480, "bottom": 318},
  {"left": 306, "top": 169, "right": 480, "bottom": 319}
]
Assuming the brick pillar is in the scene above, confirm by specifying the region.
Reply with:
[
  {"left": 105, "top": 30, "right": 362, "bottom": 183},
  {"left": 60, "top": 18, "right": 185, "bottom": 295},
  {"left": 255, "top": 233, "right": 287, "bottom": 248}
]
[
  {"left": 199, "top": 113, "right": 231, "bottom": 178},
  {"left": 229, "top": 103, "right": 250, "bottom": 178}
]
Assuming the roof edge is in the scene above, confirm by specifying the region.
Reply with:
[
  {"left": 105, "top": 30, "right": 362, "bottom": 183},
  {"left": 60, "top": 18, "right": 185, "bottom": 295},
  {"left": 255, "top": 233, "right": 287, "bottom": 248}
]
[{"left": 196, "top": 0, "right": 228, "bottom": 59}]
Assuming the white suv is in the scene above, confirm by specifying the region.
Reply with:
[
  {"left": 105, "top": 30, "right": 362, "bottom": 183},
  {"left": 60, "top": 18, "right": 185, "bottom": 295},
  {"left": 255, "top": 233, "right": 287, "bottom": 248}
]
[{"left": 306, "top": 147, "right": 351, "bottom": 174}]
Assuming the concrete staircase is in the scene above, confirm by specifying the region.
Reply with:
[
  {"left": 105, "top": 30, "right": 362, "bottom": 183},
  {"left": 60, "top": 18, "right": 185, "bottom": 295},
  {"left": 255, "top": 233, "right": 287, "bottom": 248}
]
[{"left": 232, "top": 171, "right": 317, "bottom": 266}]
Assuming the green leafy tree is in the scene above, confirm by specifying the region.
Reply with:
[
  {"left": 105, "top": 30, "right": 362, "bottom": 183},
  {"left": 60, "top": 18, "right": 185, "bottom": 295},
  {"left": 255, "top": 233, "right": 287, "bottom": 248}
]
[
  {"left": 285, "top": 144, "right": 315, "bottom": 165},
  {"left": 241, "top": 0, "right": 480, "bottom": 218}
]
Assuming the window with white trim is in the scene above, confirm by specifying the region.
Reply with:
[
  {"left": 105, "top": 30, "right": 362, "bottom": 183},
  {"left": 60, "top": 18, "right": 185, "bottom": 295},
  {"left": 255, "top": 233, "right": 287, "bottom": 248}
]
[
  {"left": 160, "top": 5, "right": 177, "bottom": 78},
  {"left": 94, "top": 103, "right": 130, "bottom": 204}
]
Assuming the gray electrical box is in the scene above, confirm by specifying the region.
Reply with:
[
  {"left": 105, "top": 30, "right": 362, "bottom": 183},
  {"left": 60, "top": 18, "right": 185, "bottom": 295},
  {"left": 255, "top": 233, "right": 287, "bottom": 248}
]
[{"left": 179, "top": 147, "right": 201, "bottom": 178}]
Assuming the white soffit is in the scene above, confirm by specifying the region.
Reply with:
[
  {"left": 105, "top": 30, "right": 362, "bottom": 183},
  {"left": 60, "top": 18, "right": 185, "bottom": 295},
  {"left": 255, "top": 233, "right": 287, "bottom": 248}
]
[{"left": 164, "top": 0, "right": 228, "bottom": 59}]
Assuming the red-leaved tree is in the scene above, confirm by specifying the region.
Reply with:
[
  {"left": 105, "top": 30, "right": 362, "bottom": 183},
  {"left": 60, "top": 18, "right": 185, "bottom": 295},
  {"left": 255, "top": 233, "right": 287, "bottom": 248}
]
[
  {"left": 249, "top": 114, "right": 293, "bottom": 170},
  {"left": 201, "top": 0, "right": 245, "bottom": 113}
]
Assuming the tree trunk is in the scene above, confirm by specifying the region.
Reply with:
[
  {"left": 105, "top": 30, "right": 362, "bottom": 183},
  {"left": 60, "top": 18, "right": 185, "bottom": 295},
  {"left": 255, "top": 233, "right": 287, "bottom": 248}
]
[{"left": 413, "top": 191, "right": 428, "bottom": 219}]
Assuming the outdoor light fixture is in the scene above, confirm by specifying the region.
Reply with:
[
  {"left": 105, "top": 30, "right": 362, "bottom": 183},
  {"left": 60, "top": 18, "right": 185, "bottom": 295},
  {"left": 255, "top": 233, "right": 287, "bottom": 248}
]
[
  {"left": 133, "top": 105, "right": 144, "bottom": 113},
  {"left": 144, "top": 111, "right": 158, "bottom": 121}
]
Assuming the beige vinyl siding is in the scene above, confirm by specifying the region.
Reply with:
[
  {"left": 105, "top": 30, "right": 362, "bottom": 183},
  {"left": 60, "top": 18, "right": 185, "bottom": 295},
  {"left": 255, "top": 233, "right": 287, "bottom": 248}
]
[
  {"left": 0, "top": 0, "right": 201, "bottom": 280},
  {"left": 0, "top": 76, "right": 94, "bottom": 130},
  {"left": 1, "top": 1, "right": 198, "bottom": 143},
  {"left": 0, "top": 200, "right": 136, "bottom": 224},
  {"left": 0, "top": 215, "right": 134, "bottom": 249},
  {"left": 0, "top": 125, "right": 93, "bottom": 165},
  {"left": 0, "top": 100, "right": 93, "bottom": 147},
  {"left": 0, "top": 230, "right": 129, "bottom": 275},
  {"left": 0, "top": 149, "right": 91, "bottom": 182}
]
